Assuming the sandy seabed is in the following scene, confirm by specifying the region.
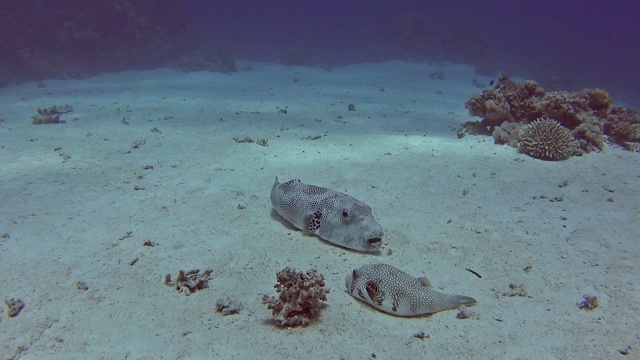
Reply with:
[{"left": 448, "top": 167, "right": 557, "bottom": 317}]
[{"left": 1, "top": 61, "right": 638, "bottom": 359}]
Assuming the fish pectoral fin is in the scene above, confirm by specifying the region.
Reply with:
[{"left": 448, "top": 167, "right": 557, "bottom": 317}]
[
  {"left": 418, "top": 277, "right": 432, "bottom": 288},
  {"left": 304, "top": 211, "right": 322, "bottom": 235},
  {"left": 365, "top": 280, "right": 384, "bottom": 305}
]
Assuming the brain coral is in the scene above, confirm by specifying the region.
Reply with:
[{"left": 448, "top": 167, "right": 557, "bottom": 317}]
[{"left": 518, "top": 117, "right": 577, "bottom": 161}]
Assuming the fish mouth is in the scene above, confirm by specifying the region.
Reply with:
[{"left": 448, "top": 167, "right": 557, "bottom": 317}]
[{"left": 367, "top": 237, "right": 382, "bottom": 246}]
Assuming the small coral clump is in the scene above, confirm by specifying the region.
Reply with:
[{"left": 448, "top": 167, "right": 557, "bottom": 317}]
[
  {"left": 518, "top": 117, "right": 577, "bottom": 161},
  {"left": 577, "top": 295, "right": 599, "bottom": 310},
  {"left": 215, "top": 297, "right": 243, "bottom": 315},
  {"left": 5, "top": 298, "right": 25, "bottom": 317},
  {"left": 31, "top": 104, "right": 74, "bottom": 125},
  {"left": 262, "top": 267, "right": 329, "bottom": 327},
  {"left": 164, "top": 269, "right": 212, "bottom": 296}
]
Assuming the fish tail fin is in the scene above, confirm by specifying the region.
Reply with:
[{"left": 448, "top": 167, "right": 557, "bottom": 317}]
[{"left": 452, "top": 295, "right": 477, "bottom": 307}]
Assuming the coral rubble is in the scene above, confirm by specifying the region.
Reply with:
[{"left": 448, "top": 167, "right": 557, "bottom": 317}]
[
  {"left": 164, "top": 269, "right": 212, "bottom": 296},
  {"left": 5, "top": 298, "right": 25, "bottom": 317},
  {"left": 262, "top": 267, "right": 329, "bottom": 327},
  {"left": 215, "top": 298, "right": 243, "bottom": 315},
  {"left": 577, "top": 295, "right": 599, "bottom": 310},
  {"left": 462, "top": 75, "right": 640, "bottom": 154}
]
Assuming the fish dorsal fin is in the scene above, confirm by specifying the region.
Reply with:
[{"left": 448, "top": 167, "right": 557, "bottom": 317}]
[{"left": 418, "top": 277, "right": 432, "bottom": 287}]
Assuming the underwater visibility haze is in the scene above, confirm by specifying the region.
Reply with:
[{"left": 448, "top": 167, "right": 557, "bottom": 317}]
[{"left": 0, "top": 1, "right": 639, "bottom": 359}]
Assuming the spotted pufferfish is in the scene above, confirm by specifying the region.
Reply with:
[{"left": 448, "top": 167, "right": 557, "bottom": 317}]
[
  {"left": 270, "top": 177, "right": 383, "bottom": 252},
  {"left": 345, "top": 264, "right": 477, "bottom": 317}
]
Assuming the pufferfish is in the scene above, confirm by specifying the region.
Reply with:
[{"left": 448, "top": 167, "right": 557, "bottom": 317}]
[
  {"left": 345, "top": 264, "right": 477, "bottom": 317},
  {"left": 270, "top": 177, "right": 383, "bottom": 253}
]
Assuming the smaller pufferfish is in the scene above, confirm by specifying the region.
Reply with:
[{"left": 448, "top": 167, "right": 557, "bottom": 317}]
[{"left": 345, "top": 264, "right": 477, "bottom": 317}]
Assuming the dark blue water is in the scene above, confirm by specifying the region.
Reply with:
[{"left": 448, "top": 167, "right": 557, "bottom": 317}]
[
  {"left": 185, "top": 0, "right": 639, "bottom": 104},
  {"left": 1, "top": 1, "right": 638, "bottom": 106}
]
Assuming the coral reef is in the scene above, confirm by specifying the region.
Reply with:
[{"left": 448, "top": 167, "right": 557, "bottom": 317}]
[
  {"left": 462, "top": 75, "right": 640, "bottom": 152},
  {"left": 603, "top": 107, "right": 640, "bottom": 150},
  {"left": 517, "top": 117, "right": 578, "bottom": 161},
  {"left": 261, "top": 267, "right": 329, "bottom": 327},
  {"left": 164, "top": 269, "right": 212, "bottom": 296},
  {"left": 573, "top": 122, "right": 606, "bottom": 153},
  {"left": 492, "top": 121, "right": 523, "bottom": 147}
]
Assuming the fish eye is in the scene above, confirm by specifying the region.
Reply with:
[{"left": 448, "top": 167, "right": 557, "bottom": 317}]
[
  {"left": 341, "top": 210, "right": 349, "bottom": 217},
  {"left": 365, "top": 280, "right": 380, "bottom": 299},
  {"left": 352, "top": 269, "right": 360, "bottom": 279}
]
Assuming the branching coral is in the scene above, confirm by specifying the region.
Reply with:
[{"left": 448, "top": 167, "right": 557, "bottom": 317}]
[
  {"left": 262, "top": 267, "right": 329, "bottom": 327},
  {"left": 518, "top": 117, "right": 578, "bottom": 161}
]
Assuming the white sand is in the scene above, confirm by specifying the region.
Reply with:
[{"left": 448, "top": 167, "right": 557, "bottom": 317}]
[{"left": 1, "top": 61, "right": 638, "bottom": 359}]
